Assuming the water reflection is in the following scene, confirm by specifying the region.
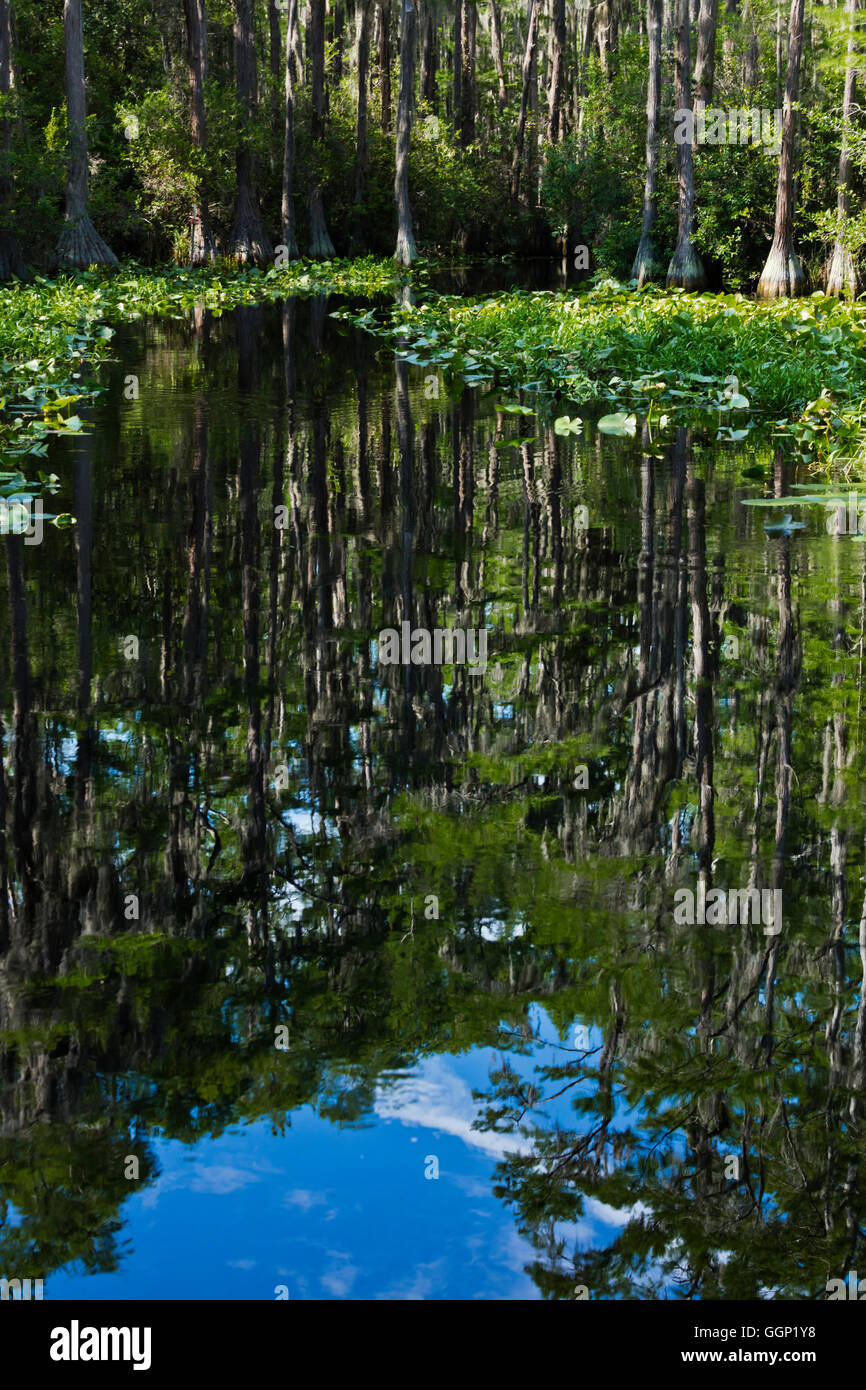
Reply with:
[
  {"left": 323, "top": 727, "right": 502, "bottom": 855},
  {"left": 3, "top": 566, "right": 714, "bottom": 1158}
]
[{"left": 1, "top": 295, "right": 865, "bottom": 1300}]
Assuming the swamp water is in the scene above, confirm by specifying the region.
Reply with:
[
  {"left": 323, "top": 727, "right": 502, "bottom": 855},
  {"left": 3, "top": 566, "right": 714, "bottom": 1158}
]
[{"left": 1, "top": 293, "right": 865, "bottom": 1300}]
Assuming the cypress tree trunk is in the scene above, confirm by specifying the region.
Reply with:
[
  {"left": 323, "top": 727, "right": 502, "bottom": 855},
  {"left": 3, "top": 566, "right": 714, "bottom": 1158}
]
[
  {"left": 547, "top": 0, "right": 566, "bottom": 141},
  {"left": 355, "top": 0, "right": 373, "bottom": 205},
  {"left": 394, "top": 0, "right": 418, "bottom": 263},
  {"left": 379, "top": 0, "right": 392, "bottom": 133},
  {"left": 693, "top": 0, "right": 718, "bottom": 105},
  {"left": 0, "top": 0, "right": 26, "bottom": 280},
  {"left": 291, "top": 0, "right": 305, "bottom": 83},
  {"left": 528, "top": 0, "right": 538, "bottom": 130},
  {"left": 309, "top": 0, "right": 336, "bottom": 255},
  {"left": 597, "top": 0, "right": 612, "bottom": 73},
  {"left": 757, "top": 0, "right": 806, "bottom": 298},
  {"left": 490, "top": 0, "right": 507, "bottom": 108},
  {"left": 267, "top": 0, "right": 282, "bottom": 140},
  {"left": 511, "top": 0, "right": 538, "bottom": 203},
  {"left": 743, "top": 0, "right": 759, "bottom": 88},
  {"left": 420, "top": 0, "right": 437, "bottom": 105},
  {"left": 452, "top": 0, "right": 462, "bottom": 124},
  {"left": 281, "top": 0, "right": 300, "bottom": 258},
  {"left": 57, "top": 0, "right": 117, "bottom": 268},
  {"left": 826, "top": 0, "right": 858, "bottom": 297},
  {"left": 183, "top": 0, "right": 217, "bottom": 264},
  {"left": 229, "top": 0, "right": 274, "bottom": 263},
  {"left": 332, "top": 0, "right": 345, "bottom": 81},
  {"left": 776, "top": 0, "right": 783, "bottom": 110},
  {"left": 666, "top": 0, "right": 705, "bottom": 289},
  {"left": 577, "top": 0, "right": 596, "bottom": 136},
  {"left": 459, "top": 0, "right": 476, "bottom": 145},
  {"left": 632, "top": 0, "right": 662, "bottom": 284}
]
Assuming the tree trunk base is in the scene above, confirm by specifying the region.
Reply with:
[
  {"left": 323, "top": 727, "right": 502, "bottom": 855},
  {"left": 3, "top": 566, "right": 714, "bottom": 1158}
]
[
  {"left": 394, "top": 226, "right": 417, "bottom": 266},
  {"left": 57, "top": 212, "right": 118, "bottom": 269},
  {"left": 277, "top": 226, "right": 300, "bottom": 262},
  {"left": 826, "top": 240, "right": 858, "bottom": 299},
  {"left": 190, "top": 210, "right": 218, "bottom": 266},
  {"left": 666, "top": 237, "right": 706, "bottom": 291},
  {"left": 631, "top": 232, "right": 658, "bottom": 287},
  {"left": 756, "top": 241, "right": 806, "bottom": 300},
  {"left": 0, "top": 231, "right": 29, "bottom": 282},
  {"left": 308, "top": 186, "right": 336, "bottom": 259},
  {"left": 228, "top": 188, "right": 274, "bottom": 265}
]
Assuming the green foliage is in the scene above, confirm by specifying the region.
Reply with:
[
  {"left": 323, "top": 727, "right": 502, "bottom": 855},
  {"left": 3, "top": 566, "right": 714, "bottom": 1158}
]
[
  {"left": 117, "top": 89, "right": 200, "bottom": 261},
  {"left": 348, "top": 281, "right": 866, "bottom": 459},
  {"left": 692, "top": 141, "right": 778, "bottom": 289},
  {"left": 541, "top": 39, "right": 651, "bottom": 275},
  {"left": 0, "top": 260, "right": 399, "bottom": 493},
  {"left": 1, "top": 0, "right": 863, "bottom": 278}
]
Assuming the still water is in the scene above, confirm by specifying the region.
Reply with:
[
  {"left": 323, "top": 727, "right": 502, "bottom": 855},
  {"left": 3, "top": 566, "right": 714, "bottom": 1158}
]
[{"left": 1, "top": 292, "right": 865, "bottom": 1300}]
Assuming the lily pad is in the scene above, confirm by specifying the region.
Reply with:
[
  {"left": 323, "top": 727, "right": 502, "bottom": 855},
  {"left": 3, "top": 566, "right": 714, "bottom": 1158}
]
[
  {"left": 554, "top": 415, "right": 583, "bottom": 435},
  {"left": 763, "top": 514, "right": 806, "bottom": 534},
  {"left": 598, "top": 412, "right": 637, "bottom": 437}
]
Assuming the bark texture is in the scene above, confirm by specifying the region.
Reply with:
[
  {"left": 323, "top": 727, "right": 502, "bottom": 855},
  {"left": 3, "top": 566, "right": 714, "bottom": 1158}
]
[
  {"left": 229, "top": 0, "right": 274, "bottom": 263},
  {"left": 693, "top": 0, "right": 718, "bottom": 105},
  {"left": 510, "top": 0, "right": 538, "bottom": 203},
  {"left": 826, "top": 0, "right": 858, "bottom": 297},
  {"left": 57, "top": 0, "right": 118, "bottom": 268},
  {"left": 183, "top": 0, "right": 217, "bottom": 263},
  {"left": 354, "top": 0, "right": 374, "bottom": 208},
  {"left": 395, "top": 0, "right": 418, "bottom": 263},
  {"left": 458, "top": 0, "right": 476, "bottom": 145},
  {"left": 490, "top": 0, "right": 507, "bottom": 108},
  {"left": 757, "top": 0, "right": 806, "bottom": 298},
  {"left": 547, "top": 0, "right": 567, "bottom": 142},
  {"left": 666, "top": 0, "right": 706, "bottom": 289},
  {"left": 281, "top": 0, "right": 300, "bottom": 258},
  {"left": 420, "top": 1, "right": 437, "bottom": 105},
  {"left": 308, "top": 0, "right": 336, "bottom": 256},
  {"left": 632, "top": 0, "right": 662, "bottom": 285},
  {"left": 0, "top": 0, "right": 26, "bottom": 280},
  {"left": 379, "top": 0, "right": 392, "bottom": 133}
]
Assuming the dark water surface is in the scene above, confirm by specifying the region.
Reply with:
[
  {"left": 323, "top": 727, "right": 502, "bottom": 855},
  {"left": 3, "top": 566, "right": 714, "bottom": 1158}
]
[{"left": 2, "top": 293, "right": 865, "bottom": 1300}]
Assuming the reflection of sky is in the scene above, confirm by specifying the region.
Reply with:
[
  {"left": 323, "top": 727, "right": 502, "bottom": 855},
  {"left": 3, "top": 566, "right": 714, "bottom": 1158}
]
[{"left": 41, "top": 1007, "right": 650, "bottom": 1301}]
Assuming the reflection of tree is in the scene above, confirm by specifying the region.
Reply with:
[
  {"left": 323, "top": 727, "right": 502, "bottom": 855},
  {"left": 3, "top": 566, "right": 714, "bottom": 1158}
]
[
  {"left": 0, "top": 296, "right": 864, "bottom": 1298},
  {"left": 475, "top": 428, "right": 866, "bottom": 1301}
]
